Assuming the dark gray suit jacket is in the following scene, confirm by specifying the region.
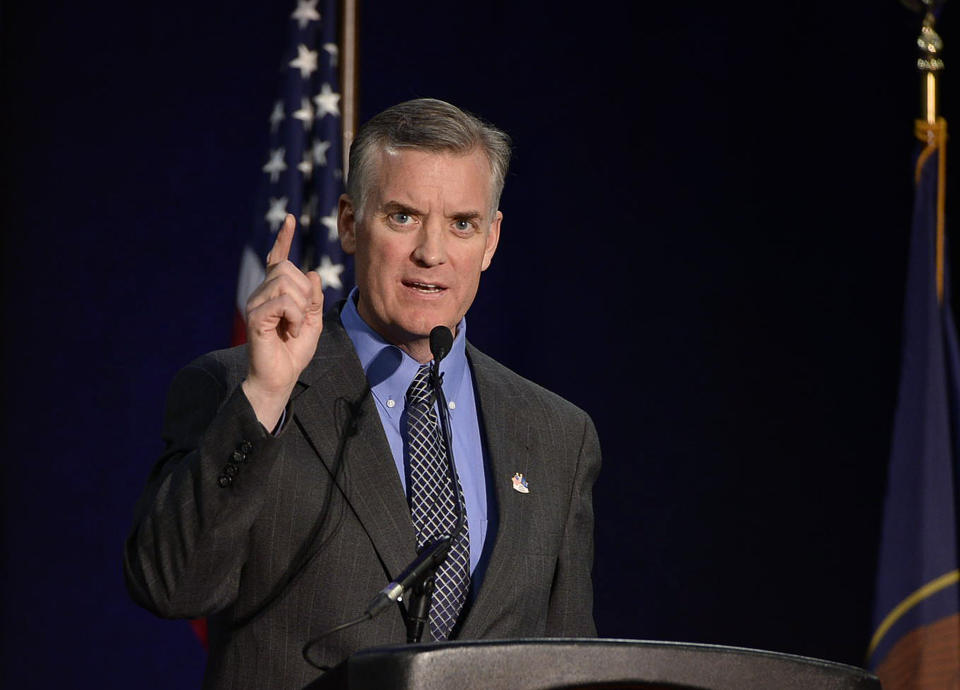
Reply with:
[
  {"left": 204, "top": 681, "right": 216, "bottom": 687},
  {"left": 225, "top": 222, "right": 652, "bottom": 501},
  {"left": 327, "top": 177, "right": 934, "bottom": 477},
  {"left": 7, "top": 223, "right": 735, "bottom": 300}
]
[{"left": 124, "top": 311, "right": 600, "bottom": 689}]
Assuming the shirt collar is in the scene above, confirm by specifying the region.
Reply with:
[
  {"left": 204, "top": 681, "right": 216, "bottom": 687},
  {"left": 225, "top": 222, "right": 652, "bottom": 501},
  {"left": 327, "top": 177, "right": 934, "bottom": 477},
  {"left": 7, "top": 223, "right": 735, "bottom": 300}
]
[{"left": 341, "top": 287, "right": 469, "bottom": 419}]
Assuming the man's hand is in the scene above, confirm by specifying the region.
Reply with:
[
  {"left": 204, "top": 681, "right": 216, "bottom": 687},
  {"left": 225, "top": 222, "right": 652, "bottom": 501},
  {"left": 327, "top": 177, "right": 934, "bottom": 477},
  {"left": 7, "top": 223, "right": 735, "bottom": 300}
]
[{"left": 242, "top": 214, "right": 324, "bottom": 430}]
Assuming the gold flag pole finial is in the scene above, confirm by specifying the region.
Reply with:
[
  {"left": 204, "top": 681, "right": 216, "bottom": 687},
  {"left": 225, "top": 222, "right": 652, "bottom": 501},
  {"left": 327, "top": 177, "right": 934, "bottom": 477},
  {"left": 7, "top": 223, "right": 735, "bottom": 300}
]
[
  {"left": 916, "top": 1, "right": 945, "bottom": 124},
  {"left": 905, "top": 0, "right": 948, "bottom": 301}
]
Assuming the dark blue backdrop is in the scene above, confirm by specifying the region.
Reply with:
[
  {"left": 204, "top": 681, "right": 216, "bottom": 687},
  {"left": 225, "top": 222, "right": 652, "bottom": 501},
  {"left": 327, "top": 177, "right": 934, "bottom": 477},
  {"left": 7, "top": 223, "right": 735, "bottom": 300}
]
[{"left": 2, "top": 1, "right": 956, "bottom": 686}]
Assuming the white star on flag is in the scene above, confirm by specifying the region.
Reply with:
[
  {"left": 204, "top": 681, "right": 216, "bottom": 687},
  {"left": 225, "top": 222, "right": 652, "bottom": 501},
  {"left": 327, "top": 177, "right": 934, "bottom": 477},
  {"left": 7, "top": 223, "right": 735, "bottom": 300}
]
[
  {"left": 266, "top": 197, "right": 289, "bottom": 232},
  {"left": 262, "top": 148, "right": 287, "bottom": 182},
  {"left": 289, "top": 44, "right": 318, "bottom": 79},
  {"left": 323, "top": 43, "right": 339, "bottom": 67},
  {"left": 320, "top": 208, "right": 339, "bottom": 240},
  {"left": 314, "top": 255, "right": 345, "bottom": 290},
  {"left": 314, "top": 83, "right": 341, "bottom": 118},
  {"left": 312, "top": 139, "right": 331, "bottom": 166},
  {"left": 291, "top": 0, "right": 321, "bottom": 29},
  {"left": 269, "top": 100, "right": 285, "bottom": 133},
  {"left": 292, "top": 97, "right": 315, "bottom": 130},
  {"left": 298, "top": 151, "right": 313, "bottom": 178}
]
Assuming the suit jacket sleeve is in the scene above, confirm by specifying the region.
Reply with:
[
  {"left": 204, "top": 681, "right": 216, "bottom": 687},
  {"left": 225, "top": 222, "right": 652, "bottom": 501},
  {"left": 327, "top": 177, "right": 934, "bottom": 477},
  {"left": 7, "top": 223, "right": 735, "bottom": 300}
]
[
  {"left": 545, "top": 411, "right": 601, "bottom": 637},
  {"left": 123, "top": 350, "right": 285, "bottom": 618}
]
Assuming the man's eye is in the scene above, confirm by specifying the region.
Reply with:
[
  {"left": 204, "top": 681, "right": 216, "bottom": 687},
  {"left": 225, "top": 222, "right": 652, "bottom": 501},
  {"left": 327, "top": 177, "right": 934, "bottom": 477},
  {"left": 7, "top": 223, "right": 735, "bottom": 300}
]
[
  {"left": 454, "top": 220, "right": 473, "bottom": 232},
  {"left": 390, "top": 213, "right": 412, "bottom": 224}
]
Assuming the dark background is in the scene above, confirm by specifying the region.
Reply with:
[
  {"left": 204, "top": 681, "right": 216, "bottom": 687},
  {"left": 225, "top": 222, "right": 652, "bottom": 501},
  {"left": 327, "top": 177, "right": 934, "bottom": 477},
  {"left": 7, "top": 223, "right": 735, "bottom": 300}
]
[{"left": 1, "top": 1, "right": 956, "bottom": 686}]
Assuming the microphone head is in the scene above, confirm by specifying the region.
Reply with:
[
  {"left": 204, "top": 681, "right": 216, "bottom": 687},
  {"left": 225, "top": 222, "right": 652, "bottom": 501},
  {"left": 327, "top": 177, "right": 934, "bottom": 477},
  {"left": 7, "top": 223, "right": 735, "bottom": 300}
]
[{"left": 429, "top": 326, "right": 454, "bottom": 363}]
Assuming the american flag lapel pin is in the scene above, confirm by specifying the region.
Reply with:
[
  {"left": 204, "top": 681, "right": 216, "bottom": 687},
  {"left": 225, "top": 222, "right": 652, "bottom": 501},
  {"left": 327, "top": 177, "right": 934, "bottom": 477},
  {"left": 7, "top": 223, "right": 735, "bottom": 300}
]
[{"left": 511, "top": 472, "right": 529, "bottom": 494}]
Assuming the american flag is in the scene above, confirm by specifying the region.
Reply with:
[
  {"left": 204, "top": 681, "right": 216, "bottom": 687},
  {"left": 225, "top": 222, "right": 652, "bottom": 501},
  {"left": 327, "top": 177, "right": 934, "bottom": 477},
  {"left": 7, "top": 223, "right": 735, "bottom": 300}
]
[
  {"left": 232, "top": 0, "right": 351, "bottom": 346},
  {"left": 190, "top": 0, "right": 351, "bottom": 649}
]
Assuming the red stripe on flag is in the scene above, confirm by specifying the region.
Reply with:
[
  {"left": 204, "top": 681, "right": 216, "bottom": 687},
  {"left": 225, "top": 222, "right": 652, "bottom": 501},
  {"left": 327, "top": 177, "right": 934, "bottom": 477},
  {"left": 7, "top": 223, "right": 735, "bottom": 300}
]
[
  {"left": 189, "top": 618, "right": 209, "bottom": 650},
  {"left": 232, "top": 308, "right": 248, "bottom": 346}
]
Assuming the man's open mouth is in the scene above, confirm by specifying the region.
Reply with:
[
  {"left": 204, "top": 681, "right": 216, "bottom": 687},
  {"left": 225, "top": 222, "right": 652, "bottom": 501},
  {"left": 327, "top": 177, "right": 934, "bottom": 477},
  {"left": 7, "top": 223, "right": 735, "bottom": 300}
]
[{"left": 403, "top": 280, "right": 445, "bottom": 293}]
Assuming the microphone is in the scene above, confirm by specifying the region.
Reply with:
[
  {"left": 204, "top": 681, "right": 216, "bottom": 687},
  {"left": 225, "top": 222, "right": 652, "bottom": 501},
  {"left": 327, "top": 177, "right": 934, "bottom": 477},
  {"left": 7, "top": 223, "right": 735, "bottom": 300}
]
[
  {"left": 429, "top": 325, "right": 453, "bottom": 364},
  {"left": 426, "top": 324, "right": 462, "bottom": 543},
  {"left": 364, "top": 537, "right": 452, "bottom": 618},
  {"left": 303, "top": 538, "right": 451, "bottom": 668}
]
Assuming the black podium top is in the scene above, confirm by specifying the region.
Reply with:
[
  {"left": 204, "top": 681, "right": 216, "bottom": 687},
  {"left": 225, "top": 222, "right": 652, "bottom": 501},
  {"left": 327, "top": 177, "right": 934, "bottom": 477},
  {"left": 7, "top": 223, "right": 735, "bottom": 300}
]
[{"left": 313, "top": 638, "right": 881, "bottom": 690}]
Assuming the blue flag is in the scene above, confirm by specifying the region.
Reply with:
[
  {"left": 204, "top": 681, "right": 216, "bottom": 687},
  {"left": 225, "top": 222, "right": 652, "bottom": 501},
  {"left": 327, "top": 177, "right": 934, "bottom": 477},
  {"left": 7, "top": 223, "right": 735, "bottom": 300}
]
[
  {"left": 868, "top": 117, "right": 960, "bottom": 688},
  {"left": 233, "top": 0, "right": 352, "bottom": 344}
]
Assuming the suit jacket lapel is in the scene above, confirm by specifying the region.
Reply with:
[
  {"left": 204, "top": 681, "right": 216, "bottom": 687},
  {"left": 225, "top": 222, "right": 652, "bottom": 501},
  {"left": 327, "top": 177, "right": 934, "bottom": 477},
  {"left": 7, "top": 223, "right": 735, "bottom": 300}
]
[
  {"left": 457, "top": 345, "right": 531, "bottom": 638},
  {"left": 292, "top": 316, "right": 418, "bottom": 583}
]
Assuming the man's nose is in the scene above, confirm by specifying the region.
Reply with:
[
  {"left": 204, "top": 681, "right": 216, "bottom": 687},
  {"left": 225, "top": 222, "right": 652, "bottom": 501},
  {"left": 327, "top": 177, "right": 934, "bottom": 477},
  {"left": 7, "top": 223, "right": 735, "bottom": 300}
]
[{"left": 411, "top": 220, "right": 447, "bottom": 267}]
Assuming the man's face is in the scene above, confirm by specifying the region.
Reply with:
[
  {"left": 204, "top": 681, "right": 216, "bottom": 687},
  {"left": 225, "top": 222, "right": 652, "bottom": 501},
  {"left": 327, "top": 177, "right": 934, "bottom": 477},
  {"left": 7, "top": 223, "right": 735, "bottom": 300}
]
[{"left": 339, "top": 147, "right": 501, "bottom": 356}]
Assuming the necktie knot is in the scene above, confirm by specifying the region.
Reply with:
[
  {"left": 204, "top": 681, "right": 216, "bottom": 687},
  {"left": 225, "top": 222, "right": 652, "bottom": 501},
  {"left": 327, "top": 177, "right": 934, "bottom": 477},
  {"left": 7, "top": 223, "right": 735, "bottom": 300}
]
[{"left": 407, "top": 365, "right": 434, "bottom": 406}]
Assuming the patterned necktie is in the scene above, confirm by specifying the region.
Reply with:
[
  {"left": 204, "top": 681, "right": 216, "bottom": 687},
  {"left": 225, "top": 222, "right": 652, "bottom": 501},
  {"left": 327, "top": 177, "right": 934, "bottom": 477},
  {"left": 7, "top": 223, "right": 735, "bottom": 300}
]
[{"left": 406, "top": 364, "right": 470, "bottom": 640}]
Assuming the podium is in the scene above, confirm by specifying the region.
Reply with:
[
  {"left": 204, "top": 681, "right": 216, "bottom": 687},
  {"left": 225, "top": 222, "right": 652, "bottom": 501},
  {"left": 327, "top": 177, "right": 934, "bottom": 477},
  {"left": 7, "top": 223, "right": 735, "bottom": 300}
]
[{"left": 311, "top": 639, "right": 880, "bottom": 689}]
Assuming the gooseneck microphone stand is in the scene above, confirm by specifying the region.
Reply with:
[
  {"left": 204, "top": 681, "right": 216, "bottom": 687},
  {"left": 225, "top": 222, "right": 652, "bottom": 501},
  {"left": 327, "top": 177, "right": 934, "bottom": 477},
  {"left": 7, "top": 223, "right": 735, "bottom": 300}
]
[{"left": 405, "top": 326, "right": 464, "bottom": 643}]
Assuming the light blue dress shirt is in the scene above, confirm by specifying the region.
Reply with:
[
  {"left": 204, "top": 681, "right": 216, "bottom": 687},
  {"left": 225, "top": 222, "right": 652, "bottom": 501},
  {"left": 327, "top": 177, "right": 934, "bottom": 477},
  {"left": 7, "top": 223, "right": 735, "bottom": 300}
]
[{"left": 340, "top": 290, "right": 488, "bottom": 575}]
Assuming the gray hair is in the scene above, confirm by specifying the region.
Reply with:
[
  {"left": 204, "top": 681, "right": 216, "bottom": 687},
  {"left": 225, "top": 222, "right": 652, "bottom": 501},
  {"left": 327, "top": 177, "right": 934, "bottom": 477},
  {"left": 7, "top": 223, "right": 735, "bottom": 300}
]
[{"left": 346, "top": 98, "right": 512, "bottom": 219}]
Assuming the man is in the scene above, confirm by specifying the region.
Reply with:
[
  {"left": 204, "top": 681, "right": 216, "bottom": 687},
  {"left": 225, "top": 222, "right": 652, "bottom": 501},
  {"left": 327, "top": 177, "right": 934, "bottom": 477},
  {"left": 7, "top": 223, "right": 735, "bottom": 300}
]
[{"left": 125, "top": 98, "right": 601, "bottom": 689}]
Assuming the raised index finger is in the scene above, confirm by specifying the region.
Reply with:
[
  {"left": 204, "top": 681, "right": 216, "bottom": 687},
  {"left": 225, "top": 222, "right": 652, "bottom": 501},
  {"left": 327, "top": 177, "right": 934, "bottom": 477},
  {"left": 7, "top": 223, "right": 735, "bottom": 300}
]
[{"left": 266, "top": 214, "right": 296, "bottom": 268}]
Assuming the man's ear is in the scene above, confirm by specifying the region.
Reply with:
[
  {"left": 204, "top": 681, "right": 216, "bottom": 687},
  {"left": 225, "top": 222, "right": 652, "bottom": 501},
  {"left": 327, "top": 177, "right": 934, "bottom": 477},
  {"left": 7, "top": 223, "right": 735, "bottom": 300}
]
[
  {"left": 338, "top": 194, "right": 357, "bottom": 254},
  {"left": 481, "top": 210, "right": 502, "bottom": 272}
]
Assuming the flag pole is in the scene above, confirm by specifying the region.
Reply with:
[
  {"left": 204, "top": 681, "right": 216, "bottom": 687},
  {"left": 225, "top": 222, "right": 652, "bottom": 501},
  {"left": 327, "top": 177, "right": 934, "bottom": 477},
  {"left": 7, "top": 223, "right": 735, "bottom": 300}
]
[{"left": 340, "top": 0, "right": 359, "bottom": 179}]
